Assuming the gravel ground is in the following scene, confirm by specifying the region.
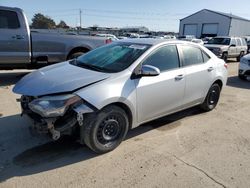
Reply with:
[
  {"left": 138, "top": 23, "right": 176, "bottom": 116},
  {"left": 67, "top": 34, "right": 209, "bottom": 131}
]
[{"left": 0, "top": 61, "right": 250, "bottom": 188}]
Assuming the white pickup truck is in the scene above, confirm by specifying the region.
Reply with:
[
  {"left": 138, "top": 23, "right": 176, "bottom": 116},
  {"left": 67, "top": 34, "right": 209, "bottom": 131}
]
[{"left": 0, "top": 6, "right": 112, "bottom": 69}]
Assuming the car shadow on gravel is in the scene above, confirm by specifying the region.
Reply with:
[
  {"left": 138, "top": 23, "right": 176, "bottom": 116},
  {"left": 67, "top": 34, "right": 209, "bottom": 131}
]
[
  {"left": 227, "top": 76, "right": 250, "bottom": 89},
  {"left": 127, "top": 106, "right": 205, "bottom": 139},
  {"left": 0, "top": 107, "right": 204, "bottom": 182},
  {"left": 0, "top": 114, "right": 98, "bottom": 182},
  {"left": 0, "top": 71, "right": 31, "bottom": 87}
]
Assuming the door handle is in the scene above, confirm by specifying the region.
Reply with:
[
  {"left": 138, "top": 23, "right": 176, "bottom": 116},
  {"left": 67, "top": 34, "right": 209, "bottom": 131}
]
[
  {"left": 207, "top": 67, "right": 214, "bottom": 72},
  {"left": 175, "top": 74, "right": 184, "bottom": 81},
  {"left": 12, "top": 35, "right": 25, "bottom": 40}
]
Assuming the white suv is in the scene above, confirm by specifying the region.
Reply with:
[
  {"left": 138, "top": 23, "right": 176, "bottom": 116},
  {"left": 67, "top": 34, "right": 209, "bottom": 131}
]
[
  {"left": 239, "top": 54, "right": 250, "bottom": 80},
  {"left": 205, "top": 36, "right": 247, "bottom": 62}
]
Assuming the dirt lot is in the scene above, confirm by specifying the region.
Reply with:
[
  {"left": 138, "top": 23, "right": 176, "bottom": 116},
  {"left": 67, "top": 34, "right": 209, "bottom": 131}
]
[{"left": 0, "top": 61, "right": 250, "bottom": 188}]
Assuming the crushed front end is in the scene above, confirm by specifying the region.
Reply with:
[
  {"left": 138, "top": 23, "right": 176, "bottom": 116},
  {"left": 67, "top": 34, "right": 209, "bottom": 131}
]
[{"left": 19, "top": 94, "right": 94, "bottom": 140}]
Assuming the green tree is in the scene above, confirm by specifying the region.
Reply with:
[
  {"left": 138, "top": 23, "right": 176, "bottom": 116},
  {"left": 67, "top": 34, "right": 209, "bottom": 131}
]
[
  {"left": 31, "top": 13, "right": 56, "bottom": 29},
  {"left": 57, "top": 20, "right": 69, "bottom": 29}
]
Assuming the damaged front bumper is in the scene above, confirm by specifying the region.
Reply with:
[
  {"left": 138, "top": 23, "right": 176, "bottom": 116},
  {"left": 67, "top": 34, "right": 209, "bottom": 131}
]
[{"left": 19, "top": 95, "right": 94, "bottom": 140}]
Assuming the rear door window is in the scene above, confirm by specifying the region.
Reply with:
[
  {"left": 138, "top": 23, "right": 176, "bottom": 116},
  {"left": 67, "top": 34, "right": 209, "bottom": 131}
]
[
  {"left": 241, "top": 39, "right": 247, "bottom": 46},
  {"left": 180, "top": 45, "right": 204, "bottom": 66},
  {"left": 0, "top": 10, "right": 20, "bottom": 29},
  {"left": 202, "top": 51, "right": 210, "bottom": 62},
  {"left": 236, "top": 39, "right": 242, "bottom": 46}
]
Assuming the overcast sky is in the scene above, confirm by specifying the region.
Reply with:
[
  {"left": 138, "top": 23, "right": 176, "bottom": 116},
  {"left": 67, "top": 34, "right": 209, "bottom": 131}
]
[{"left": 1, "top": 0, "right": 250, "bottom": 31}]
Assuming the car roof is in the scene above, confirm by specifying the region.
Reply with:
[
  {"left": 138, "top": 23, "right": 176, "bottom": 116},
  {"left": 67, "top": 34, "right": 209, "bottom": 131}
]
[
  {"left": 117, "top": 38, "right": 190, "bottom": 46},
  {"left": 215, "top": 36, "right": 243, "bottom": 39}
]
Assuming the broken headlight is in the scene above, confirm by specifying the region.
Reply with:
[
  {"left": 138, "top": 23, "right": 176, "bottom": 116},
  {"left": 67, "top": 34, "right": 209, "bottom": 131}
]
[{"left": 28, "top": 94, "right": 81, "bottom": 117}]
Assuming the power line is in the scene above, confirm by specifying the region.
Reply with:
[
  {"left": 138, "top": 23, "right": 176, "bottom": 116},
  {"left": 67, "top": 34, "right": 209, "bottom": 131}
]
[
  {"left": 26, "top": 8, "right": 78, "bottom": 13},
  {"left": 26, "top": 8, "right": 189, "bottom": 17},
  {"left": 28, "top": 12, "right": 179, "bottom": 21},
  {"left": 50, "top": 14, "right": 78, "bottom": 18},
  {"left": 82, "top": 13, "right": 178, "bottom": 21}
]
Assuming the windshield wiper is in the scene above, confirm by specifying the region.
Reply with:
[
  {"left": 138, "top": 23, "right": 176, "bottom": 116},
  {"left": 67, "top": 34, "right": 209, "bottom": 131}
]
[
  {"left": 78, "top": 63, "right": 105, "bottom": 71},
  {"left": 70, "top": 59, "right": 115, "bottom": 73}
]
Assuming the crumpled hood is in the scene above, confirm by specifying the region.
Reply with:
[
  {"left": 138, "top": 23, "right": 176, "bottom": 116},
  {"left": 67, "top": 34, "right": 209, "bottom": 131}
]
[{"left": 13, "top": 62, "right": 109, "bottom": 96}]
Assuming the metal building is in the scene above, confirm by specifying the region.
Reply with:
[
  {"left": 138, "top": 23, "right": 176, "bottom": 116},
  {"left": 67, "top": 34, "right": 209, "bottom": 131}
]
[{"left": 179, "top": 9, "right": 250, "bottom": 38}]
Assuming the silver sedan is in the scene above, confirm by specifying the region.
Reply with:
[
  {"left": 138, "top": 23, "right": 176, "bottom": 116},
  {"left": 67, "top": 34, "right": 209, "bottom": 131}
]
[{"left": 13, "top": 39, "right": 228, "bottom": 153}]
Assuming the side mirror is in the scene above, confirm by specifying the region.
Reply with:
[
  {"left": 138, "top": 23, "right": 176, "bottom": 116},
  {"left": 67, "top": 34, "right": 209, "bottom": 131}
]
[
  {"left": 230, "top": 44, "right": 236, "bottom": 47},
  {"left": 134, "top": 65, "right": 160, "bottom": 77}
]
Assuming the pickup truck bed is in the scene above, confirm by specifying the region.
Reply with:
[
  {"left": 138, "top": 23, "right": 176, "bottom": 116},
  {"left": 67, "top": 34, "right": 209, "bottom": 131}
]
[{"left": 0, "top": 6, "right": 111, "bottom": 69}]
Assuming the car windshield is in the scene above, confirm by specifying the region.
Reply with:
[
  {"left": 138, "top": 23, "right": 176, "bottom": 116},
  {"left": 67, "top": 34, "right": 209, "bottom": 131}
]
[
  {"left": 207, "top": 38, "right": 230, "bottom": 45},
  {"left": 72, "top": 42, "right": 151, "bottom": 73}
]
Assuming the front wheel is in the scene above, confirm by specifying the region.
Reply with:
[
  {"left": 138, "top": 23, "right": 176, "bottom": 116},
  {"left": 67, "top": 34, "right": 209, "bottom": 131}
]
[
  {"left": 200, "top": 83, "right": 221, "bottom": 112},
  {"left": 238, "top": 74, "right": 247, "bottom": 80},
  {"left": 82, "top": 105, "right": 129, "bottom": 154}
]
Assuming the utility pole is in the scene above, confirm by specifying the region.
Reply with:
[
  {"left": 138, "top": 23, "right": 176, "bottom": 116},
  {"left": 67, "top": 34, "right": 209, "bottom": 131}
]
[{"left": 79, "top": 9, "right": 82, "bottom": 29}]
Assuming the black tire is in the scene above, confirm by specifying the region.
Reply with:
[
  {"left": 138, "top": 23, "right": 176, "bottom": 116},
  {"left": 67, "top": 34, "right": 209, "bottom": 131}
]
[
  {"left": 200, "top": 83, "right": 221, "bottom": 112},
  {"left": 68, "top": 52, "right": 85, "bottom": 60},
  {"left": 237, "top": 51, "right": 244, "bottom": 62},
  {"left": 221, "top": 52, "right": 228, "bottom": 62},
  {"left": 238, "top": 74, "right": 247, "bottom": 80},
  {"left": 82, "top": 105, "right": 129, "bottom": 154}
]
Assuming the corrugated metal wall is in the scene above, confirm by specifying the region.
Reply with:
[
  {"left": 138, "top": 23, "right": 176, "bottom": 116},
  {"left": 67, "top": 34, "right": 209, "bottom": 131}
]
[
  {"left": 179, "top": 10, "right": 231, "bottom": 38},
  {"left": 229, "top": 19, "right": 250, "bottom": 36}
]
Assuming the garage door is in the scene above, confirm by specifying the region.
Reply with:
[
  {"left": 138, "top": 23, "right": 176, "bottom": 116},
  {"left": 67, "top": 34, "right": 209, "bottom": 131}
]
[
  {"left": 202, "top": 23, "right": 218, "bottom": 35},
  {"left": 183, "top": 24, "right": 197, "bottom": 36}
]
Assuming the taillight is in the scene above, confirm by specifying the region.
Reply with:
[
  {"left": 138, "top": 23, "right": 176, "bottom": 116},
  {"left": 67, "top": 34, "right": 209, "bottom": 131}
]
[
  {"left": 224, "top": 63, "right": 228, "bottom": 69},
  {"left": 105, "top": 39, "right": 112, "bottom": 44}
]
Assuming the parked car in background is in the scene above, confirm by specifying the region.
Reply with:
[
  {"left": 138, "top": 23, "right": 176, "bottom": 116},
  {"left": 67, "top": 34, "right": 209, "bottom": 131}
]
[
  {"left": 205, "top": 36, "right": 247, "bottom": 62},
  {"left": 152, "top": 36, "right": 164, "bottom": 39},
  {"left": 13, "top": 39, "right": 228, "bottom": 153},
  {"left": 95, "top": 34, "right": 119, "bottom": 41},
  {"left": 177, "top": 35, "right": 196, "bottom": 41},
  {"left": 126, "top": 33, "right": 140, "bottom": 38},
  {"left": 239, "top": 54, "right": 250, "bottom": 80},
  {"left": 191, "top": 39, "right": 204, "bottom": 45},
  {"left": 117, "top": 36, "right": 128, "bottom": 40},
  {"left": 202, "top": 37, "right": 213, "bottom": 44},
  {"left": 163, "top": 35, "right": 176, "bottom": 39},
  {"left": 0, "top": 6, "right": 112, "bottom": 69}
]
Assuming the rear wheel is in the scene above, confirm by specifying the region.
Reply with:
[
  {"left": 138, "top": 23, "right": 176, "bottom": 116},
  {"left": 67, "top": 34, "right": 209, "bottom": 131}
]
[
  {"left": 200, "top": 83, "right": 221, "bottom": 111},
  {"left": 82, "top": 105, "right": 129, "bottom": 153},
  {"left": 221, "top": 52, "right": 228, "bottom": 62},
  {"left": 237, "top": 51, "right": 244, "bottom": 62}
]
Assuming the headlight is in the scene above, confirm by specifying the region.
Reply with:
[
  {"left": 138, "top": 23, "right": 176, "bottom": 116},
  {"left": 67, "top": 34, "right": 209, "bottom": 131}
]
[{"left": 28, "top": 94, "right": 81, "bottom": 117}]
